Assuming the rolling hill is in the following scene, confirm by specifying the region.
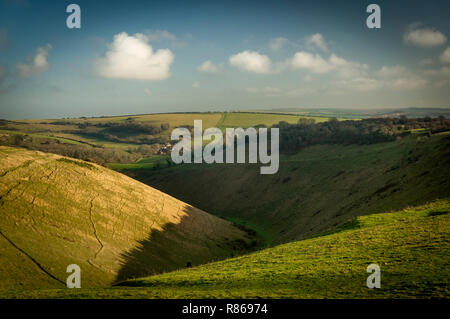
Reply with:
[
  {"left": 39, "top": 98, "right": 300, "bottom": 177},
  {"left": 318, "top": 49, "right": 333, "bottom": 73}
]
[
  {"left": 0, "top": 146, "right": 253, "bottom": 290},
  {"left": 2, "top": 200, "right": 448, "bottom": 298},
  {"left": 120, "top": 133, "right": 450, "bottom": 245}
]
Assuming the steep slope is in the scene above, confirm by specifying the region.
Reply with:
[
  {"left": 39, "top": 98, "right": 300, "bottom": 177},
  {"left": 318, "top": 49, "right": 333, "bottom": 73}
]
[
  {"left": 0, "top": 147, "right": 252, "bottom": 290},
  {"left": 122, "top": 133, "right": 450, "bottom": 245},
  {"left": 3, "top": 200, "right": 448, "bottom": 298}
]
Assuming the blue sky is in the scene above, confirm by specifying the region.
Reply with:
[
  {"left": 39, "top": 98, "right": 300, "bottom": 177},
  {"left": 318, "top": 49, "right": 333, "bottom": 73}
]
[{"left": 0, "top": 0, "right": 450, "bottom": 119}]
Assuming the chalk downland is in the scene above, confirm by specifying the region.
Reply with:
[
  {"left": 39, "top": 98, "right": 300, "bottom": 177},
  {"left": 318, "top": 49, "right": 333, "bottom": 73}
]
[{"left": 0, "top": 146, "right": 253, "bottom": 289}]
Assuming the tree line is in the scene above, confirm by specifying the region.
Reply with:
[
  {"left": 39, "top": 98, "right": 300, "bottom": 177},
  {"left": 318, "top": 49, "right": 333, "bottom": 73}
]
[{"left": 273, "top": 116, "right": 450, "bottom": 154}]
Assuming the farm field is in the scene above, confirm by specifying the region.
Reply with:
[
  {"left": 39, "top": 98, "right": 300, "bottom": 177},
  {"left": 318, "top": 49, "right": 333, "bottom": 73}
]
[
  {"left": 0, "top": 112, "right": 334, "bottom": 149},
  {"left": 216, "top": 112, "right": 331, "bottom": 129}
]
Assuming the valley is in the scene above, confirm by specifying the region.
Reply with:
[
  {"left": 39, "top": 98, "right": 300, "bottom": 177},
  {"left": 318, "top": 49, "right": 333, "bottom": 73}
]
[{"left": 0, "top": 111, "right": 448, "bottom": 298}]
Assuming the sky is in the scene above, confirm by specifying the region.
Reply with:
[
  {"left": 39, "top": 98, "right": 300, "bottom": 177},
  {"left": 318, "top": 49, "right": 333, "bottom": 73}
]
[{"left": 0, "top": 0, "right": 450, "bottom": 119}]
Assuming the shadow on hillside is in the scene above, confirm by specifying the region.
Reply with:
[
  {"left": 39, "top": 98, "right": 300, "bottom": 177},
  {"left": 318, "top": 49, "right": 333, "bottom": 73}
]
[{"left": 114, "top": 206, "right": 253, "bottom": 284}]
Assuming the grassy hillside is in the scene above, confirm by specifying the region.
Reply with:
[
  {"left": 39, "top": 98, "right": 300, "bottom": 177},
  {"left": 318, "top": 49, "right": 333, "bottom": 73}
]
[
  {"left": 0, "top": 147, "right": 253, "bottom": 291},
  {"left": 3, "top": 200, "right": 448, "bottom": 298},
  {"left": 120, "top": 133, "right": 450, "bottom": 245}
]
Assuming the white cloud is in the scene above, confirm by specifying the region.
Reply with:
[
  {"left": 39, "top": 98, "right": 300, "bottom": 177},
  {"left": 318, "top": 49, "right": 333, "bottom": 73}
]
[
  {"left": 229, "top": 51, "right": 272, "bottom": 74},
  {"left": 269, "top": 37, "right": 289, "bottom": 51},
  {"left": 328, "top": 54, "right": 368, "bottom": 78},
  {"left": 291, "top": 51, "right": 366, "bottom": 77},
  {"left": 144, "top": 88, "right": 152, "bottom": 96},
  {"left": 440, "top": 47, "right": 450, "bottom": 63},
  {"left": 403, "top": 24, "right": 447, "bottom": 47},
  {"left": 307, "top": 33, "right": 328, "bottom": 52},
  {"left": 16, "top": 44, "right": 52, "bottom": 77},
  {"left": 94, "top": 32, "right": 174, "bottom": 80},
  {"left": 198, "top": 60, "right": 222, "bottom": 73},
  {"left": 192, "top": 81, "right": 199, "bottom": 88},
  {"left": 291, "top": 51, "right": 332, "bottom": 73}
]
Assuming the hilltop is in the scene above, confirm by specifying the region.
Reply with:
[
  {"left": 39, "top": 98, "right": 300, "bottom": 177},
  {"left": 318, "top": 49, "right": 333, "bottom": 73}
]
[{"left": 0, "top": 147, "right": 253, "bottom": 290}]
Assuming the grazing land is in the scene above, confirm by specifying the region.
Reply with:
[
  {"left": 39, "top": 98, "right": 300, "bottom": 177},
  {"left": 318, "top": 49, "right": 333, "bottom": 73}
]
[
  {"left": 0, "top": 147, "right": 254, "bottom": 290},
  {"left": 2, "top": 200, "right": 448, "bottom": 298},
  {"left": 122, "top": 133, "right": 450, "bottom": 245},
  {"left": 0, "top": 112, "right": 333, "bottom": 165},
  {"left": 0, "top": 111, "right": 449, "bottom": 299}
]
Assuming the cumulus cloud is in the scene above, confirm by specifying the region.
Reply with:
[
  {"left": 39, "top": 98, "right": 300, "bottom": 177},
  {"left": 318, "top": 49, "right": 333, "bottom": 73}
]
[
  {"left": 307, "top": 33, "right": 328, "bottom": 52},
  {"left": 94, "top": 32, "right": 174, "bottom": 80},
  {"left": 291, "top": 51, "right": 332, "bottom": 73},
  {"left": 269, "top": 37, "right": 289, "bottom": 51},
  {"left": 229, "top": 51, "right": 272, "bottom": 74},
  {"left": 328, "top": 54, "right": 368, "bottom": 78},
  {"left": 403, "top": 24, "right": 447, "bottom": 47},
  {"left": 291, "top": 51, "right": 367, "bottom": 77},
  {"left": 16, "top": 44, "right": 52, "bottom": 77},
  {"left": 440, "top": 47, "right": 450, "bottom": 63},
  {"left": 197, "top": 60, "right": 222, "bottom": 73}
]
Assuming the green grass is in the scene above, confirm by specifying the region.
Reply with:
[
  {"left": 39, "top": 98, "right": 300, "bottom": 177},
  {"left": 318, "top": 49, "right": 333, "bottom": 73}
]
[
  {"left": 0, "top": 147, "right": 253, "bottom": 291},
  {"left": 121, "top": 133, "right": 450, "bottom": 245},
  {"left": 0, "top": 129, "right": 84, "bottom": 146},
  {"left": 217, "top": 112, "right": 330, "bottom": 130},
  {"left": 1, "top": 112, "right": 336, "bottom": 154},
  {"left": 108, "top": 156, "right": 172, "bottom": 171},
  {"left": 3, "top": 200, "right": 448, "bottom": 298},
  {"left": 56, "top": 158, "right": 96, "bottom": 170}
]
